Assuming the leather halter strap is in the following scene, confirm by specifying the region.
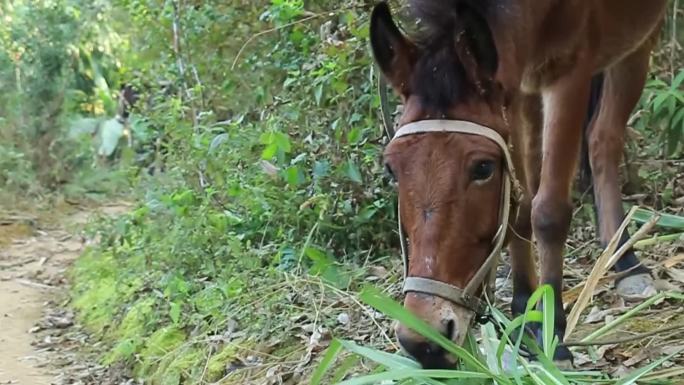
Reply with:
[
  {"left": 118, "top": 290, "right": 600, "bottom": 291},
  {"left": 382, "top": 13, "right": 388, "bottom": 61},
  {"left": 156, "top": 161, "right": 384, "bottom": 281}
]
[{"left": 392, "top": 119, "right": 514, "bottom": 316}]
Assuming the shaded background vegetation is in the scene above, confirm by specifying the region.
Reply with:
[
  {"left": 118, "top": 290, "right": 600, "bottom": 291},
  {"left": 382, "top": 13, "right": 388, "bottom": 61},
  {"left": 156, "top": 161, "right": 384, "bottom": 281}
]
[{"left": 0, "top": 0, "right": 682, "bottom": 384}]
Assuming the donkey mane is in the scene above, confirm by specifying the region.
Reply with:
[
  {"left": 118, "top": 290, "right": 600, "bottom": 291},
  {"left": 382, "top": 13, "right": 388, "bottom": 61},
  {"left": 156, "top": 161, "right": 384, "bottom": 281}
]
[
  {"left": 406, "top": 0, "right": 499, "bottom": 111},
  {"left": 410, "top": 0, "right": 486, "bottom": 33}
]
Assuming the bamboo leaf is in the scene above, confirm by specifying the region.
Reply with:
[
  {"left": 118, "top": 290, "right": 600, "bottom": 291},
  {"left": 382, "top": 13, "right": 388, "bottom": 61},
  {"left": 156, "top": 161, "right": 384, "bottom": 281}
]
[{"left": 630, "top": 207, "right": 684, "bottom": 230}]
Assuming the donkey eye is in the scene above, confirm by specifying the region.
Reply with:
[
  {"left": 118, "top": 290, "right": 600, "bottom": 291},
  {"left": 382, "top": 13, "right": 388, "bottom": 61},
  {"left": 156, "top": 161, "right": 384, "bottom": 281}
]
[{"left": 471, "top": 160, "right": 495, "bottom": 181}]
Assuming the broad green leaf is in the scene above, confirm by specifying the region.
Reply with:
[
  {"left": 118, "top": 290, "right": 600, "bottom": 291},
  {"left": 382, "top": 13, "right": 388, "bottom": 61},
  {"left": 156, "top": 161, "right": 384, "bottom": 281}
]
[
  {"left": 347, "top": 127, "right": 361, "bottom": 144},
  {"left": 672, "top": 70, "right": 684, "bottom": 90},
  {"left": 169, "top": 302, "right": 181, "bottom": 324},
  {"left": 260, "top": 131, "right": 291, "bottom": 158},
  {"left": 313, "top": 160, "right": 330, "bottom": 179},
  {"left": 98, "top": 118, "right": 125, "bottom": 156},
  {"left": 652, "top": 92, "right": 670, "bottom": 114},
  {"left": 305, "top": 247, "right": 331, "bottom": 265},
  {"left": 671, "top": 107, "right": 684, "bottom": 128},
  {"left": 261, "top": 143, "right": 279, "bottom": 160},
  {"left": 344, "top": 159, "right": 362, "bottom": 183},
  {"left": 68, "top": 117, "right": 101, "bottom": 138},
  {"left": 209, "top": 133, "right": 229, "bottom": 153},
  {"left": 629, "top": 206, "right": 684, "bottom": 230},
  {"left": 285, "top": 166, "right": 304, "bottom": 186}
]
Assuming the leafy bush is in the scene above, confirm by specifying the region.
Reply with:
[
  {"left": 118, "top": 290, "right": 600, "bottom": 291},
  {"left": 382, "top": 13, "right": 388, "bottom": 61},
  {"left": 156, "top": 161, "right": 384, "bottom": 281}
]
[
  {"left": 634, "top": 70, "right": 684, "bottom": 157},
  {"left": 0, "top": 0, "right": 127, "bottom": 195},
  {"left": 67, "top": 2, "right": 404, "bottom": 382}
]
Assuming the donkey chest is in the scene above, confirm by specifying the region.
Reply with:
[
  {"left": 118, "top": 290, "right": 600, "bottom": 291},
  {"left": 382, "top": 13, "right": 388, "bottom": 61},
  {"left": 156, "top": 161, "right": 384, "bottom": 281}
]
[
  {"left": 519, "top": 52, "right": 582, "bottom": 93},
  {"left": 516, "top": 0, "right": 590, "bottom": 92}
]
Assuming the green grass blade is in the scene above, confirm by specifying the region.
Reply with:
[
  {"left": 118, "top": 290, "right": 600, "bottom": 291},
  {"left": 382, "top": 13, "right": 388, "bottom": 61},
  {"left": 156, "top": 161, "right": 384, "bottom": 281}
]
[
  {"left": 335, "top": 340, "right": 450, "bottom": 385},
  {"left": 614, "top": 348, "right": 684, "bottom": 385},
  {"left": 502, "top": 285, "right": 571, "bottom": 385},
  {"left": 580, "top": 292, "right": 666, "bottom": 343},
  {"left": 540, "top": 285, "right": 556, "bottom": 359},
  {"left": 489, "top": 308, "right": 528, "bottom": 385},
  {"left": 359, "top": 287, "right": 493, "bottom": 376},
  {"left": 634, "top": 232, "right": 684, "bottom": 249},
  {"left": 529, "top": 354, "right": 571, "bottom": 385},
  {"left": 336, "top": 369, "right": 492, "bottom": 385},
  {"left": 532, "top": 366, "right": 567, "bottom": 385},
  {"left": 523, "top": 285, "right": 556, "bottom": 362},
  {"left": 331, "top": 355, "right": 360, "bottom": 384},
  {"left": 496, "top": 310, "right": 542, "bottom": 362},
  {"left": 338, "top": 340, "right": 420, "bottom": 370},
  {"left": 479, "top": 323, "right": 503, "bottom": 376},
  {"left": 465, "top": 331, "right": 486, "bottom": 367},
  {"left": 311, "top": 339, "right": 344, "bottom": 385}
]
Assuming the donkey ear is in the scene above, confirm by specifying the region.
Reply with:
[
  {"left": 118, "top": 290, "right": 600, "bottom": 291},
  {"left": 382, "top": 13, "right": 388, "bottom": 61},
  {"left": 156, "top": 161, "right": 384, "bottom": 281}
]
[
  {"left": 456, "top": 4, "right": 498, "bottom": 79},
  {"left": 370, "top": 2, "right": 416, "bottom": 95}
]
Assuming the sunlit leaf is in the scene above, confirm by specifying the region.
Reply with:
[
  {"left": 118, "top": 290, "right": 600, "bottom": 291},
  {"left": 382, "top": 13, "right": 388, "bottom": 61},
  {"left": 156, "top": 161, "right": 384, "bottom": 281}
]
[{"left": 344, "top": 159, "right": 362, "bottom": 183}]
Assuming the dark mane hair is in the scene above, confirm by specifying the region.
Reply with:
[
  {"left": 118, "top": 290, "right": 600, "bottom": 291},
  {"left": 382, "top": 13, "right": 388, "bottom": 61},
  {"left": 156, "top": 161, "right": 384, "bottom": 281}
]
[{"left": 406, "top": 0, "right": 499, "bottom": 111}]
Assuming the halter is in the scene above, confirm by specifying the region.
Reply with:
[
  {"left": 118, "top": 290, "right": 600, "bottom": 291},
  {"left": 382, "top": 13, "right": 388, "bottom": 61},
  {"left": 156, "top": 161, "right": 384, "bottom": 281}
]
[{"left": 391, "top": 119, "right": 515, "bottom": 317}]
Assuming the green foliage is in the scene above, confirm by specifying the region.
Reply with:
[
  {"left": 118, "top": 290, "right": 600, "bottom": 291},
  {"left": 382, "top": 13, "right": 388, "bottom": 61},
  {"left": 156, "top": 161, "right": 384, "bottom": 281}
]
[
  {"left": 312, "top": 287, "right": 683, "bottom": 385},
  {"left": 0, "top": 0, "right": 129, "bottom": 196},
  {"left": 634, "top": 70, "right": 684, "bottom": 157},
  {"left": 0, "top": 144, "right": 35, "bottom": 193}
]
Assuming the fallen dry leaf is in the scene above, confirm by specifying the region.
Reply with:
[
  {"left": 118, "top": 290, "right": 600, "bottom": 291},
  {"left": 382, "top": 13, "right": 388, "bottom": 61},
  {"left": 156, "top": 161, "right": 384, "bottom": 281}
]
[
  {"left": 368, "top": 265, "right": 389, "bottom": 279},
  {"left": 667, "top": 268, "right": 684, "bottom": 284},
  {"left": 623, "top": 349, "right": 651, "bottom": 367},
  {"left": 663, "top": 253, "right": 684, "bottom": 269},
  {"left": 654, "top": 279, "right": 681, "bottom": 292}
]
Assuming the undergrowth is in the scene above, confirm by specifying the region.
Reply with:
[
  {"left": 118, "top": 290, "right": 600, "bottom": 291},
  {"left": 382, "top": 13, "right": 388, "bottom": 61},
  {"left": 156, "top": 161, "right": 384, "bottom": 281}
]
[
  {"left": 70, "top": 189, "right": 400, "bottom": 383},
  {"left": 68, "top": 3, "right": 399, "bottom": 382},
  {"left": 0, "top": 0, "right": 134, "bottom": 202}
]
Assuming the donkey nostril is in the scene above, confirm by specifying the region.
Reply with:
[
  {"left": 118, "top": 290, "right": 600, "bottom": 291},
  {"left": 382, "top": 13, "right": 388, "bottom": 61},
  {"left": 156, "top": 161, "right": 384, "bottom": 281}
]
[{"left": 445, "top": 319, "right": 456, "bottom": 340}]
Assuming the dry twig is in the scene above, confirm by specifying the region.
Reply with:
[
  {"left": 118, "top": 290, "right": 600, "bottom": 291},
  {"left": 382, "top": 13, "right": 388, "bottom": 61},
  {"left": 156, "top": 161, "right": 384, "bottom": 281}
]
[{"left": 565, "top": 207, "right": 660, "bottom": 339}]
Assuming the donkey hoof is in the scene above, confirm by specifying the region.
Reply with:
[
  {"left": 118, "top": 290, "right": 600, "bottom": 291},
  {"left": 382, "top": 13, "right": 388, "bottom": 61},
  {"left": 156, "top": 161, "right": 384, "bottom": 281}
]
[
  {"left": 533, "top": 332, "right": 574, "bottom": 368},
  {"left": 554, "top": 358, "right": 574, "bottom": 371},
  {"left": 552, "top": 345, "right": 574, "bottom": 369},
  {"left": 616, "top": 273, "right": 657, "bottom": 301}
]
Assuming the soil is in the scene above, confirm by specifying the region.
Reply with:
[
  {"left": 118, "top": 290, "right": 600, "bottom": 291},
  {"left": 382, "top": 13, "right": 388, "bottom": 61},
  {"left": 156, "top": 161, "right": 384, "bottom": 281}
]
[{"left": 0, "top": 203, "right": 130, "bottom": 385}]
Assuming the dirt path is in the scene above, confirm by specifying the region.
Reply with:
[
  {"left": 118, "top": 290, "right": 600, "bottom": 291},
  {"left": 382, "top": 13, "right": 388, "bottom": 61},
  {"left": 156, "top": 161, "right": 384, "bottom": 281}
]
[{"left": 0, "top": 203, "right": 130, "bottom": 385}]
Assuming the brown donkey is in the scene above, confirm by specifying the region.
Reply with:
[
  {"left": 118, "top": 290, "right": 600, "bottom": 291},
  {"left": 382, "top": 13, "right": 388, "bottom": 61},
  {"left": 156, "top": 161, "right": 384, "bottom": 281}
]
[{"left": 371, "top": 0, "right": 667, "bottom": 367}]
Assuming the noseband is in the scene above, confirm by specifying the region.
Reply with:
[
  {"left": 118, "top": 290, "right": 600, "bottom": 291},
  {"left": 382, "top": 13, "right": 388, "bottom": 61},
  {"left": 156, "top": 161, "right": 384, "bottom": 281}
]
[{"left": 391, "top": 119, "right": 514, "bottom": 318}]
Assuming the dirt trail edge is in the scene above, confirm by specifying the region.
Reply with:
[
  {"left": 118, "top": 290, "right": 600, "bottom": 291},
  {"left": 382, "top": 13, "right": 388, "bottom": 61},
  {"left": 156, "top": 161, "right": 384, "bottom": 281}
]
[{"left": 1, "top": 203, "right": 130, "bottom": 385}]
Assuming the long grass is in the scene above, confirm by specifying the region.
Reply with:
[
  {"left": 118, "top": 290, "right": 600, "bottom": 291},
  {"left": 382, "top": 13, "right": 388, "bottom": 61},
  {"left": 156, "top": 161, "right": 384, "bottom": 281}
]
[
  {"left": 312, "top": 286, "right": 684, "bottom": 385},
  {"left": 312, "top": 205, "right": 684, "bottom": 384}
]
